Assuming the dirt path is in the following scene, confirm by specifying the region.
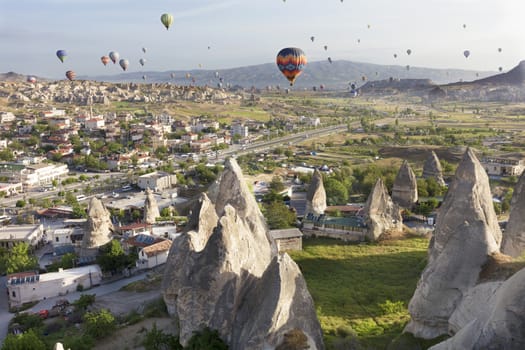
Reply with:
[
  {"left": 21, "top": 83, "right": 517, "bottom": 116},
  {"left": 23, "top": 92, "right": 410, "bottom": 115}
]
[{"left": 92, "top": 289, "right": 162, "bottom": 316}]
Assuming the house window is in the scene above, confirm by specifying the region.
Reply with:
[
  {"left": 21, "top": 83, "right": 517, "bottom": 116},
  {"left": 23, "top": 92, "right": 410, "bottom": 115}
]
[
  {"left": 11, "top": 291, "right": 15, "bottom": 298},
  {"left": 56, "top": 237, "right": 59, "bottom": 242}
]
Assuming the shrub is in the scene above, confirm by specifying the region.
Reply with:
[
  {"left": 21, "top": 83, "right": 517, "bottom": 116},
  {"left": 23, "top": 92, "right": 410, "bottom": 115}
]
[
  {"left": 378, "top": 299, "right": 405, "bottom": 314},
  {"left": 74, "top": 294, "right": 96, "bottom": 311},
  {"left": 186, "top": 328, "right": 228, "bottom": 350},
  {"left": 276, "top": 329, "right": 309, "bottom": 350},
  {"left": 83, "top": 308, "right": 116, "bottom": 338},
  {"left": 143, "top": 322, "right": 182, "bottom": 350}
]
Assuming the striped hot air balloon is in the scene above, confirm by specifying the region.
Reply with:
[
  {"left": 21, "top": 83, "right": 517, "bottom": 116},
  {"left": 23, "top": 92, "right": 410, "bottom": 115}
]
[
  {"left": 101, "top": 56, "right": 110, "bottom": 66},
  {"left": 276, "top": 47, "right": 307, "bottom": 86}
]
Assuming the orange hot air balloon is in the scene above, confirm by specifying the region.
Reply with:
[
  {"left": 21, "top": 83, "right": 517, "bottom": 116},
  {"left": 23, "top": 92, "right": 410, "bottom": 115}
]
[
  {"left": 276, "top": 47, "right": 307, "bottom": 86},
  {"left": 65, "top": 70, "right": 76, "bottom": 81},
  {"left": 101, "top": 56, "right": 110, "bottom": 66}
]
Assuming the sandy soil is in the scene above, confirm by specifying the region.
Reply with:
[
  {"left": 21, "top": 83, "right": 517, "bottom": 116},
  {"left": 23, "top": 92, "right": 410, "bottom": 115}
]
[{"left": 91, "top": 289, "right": 162, "bottom": 316}]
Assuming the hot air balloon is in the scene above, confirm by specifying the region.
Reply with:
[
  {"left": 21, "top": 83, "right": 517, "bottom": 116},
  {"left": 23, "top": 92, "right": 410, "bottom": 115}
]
[
  {"left": 310, "top": 36, "right": 315, "bottom": 42},
  {"left": 357, "top": 39, "right": 361, "bottom": 44},
  {"left": 198, "top": 64, "right": 202, "bottom": 68},
  {"left": 406, "top": 49, "right": 412, "bottom": 55},
  {"left": 319, "top": 84, "right": 324, "bottom": 90},
  {"left": 142, "top": 75, "right": 147, "bottom": 80},
  {"left": 109, "top": 51, "right": 119, "bottom": 64},
  {"left": 161, "top": 13, "right": 174, "bottom": 30},
  {"left": 393, "top": 53, "right": 397, "bottom": 58},
  {"left": 101, "top": 56, "right": 110, "bottom": 66},
  {"left": 27, "top": 76, "right": 37, "bottom": 83},
  {"left": 56, "top": 50, "right": 67, "bottom": 63},
  {"left": 498, "top": 48, "right": 502, "bottom": 53},
  {"left": 276, "top": 47, "right": 307, "bottom": 86},
  {"left": 170, "top": 73, "right": 176, "bottom": 79},
  {"left": 119, "top": 59, "right": 129, "bottom": 71},
  {"left": 406, "top": 65, "right": 410, "bottom": 71},
  {"left": 476, "top": 73, "right": 479, "bottom": 77},
  {"left": 324, "top": 45, "right": 328, "bottom": 51},
  {"left": 499, "top": 67, "right": 503, "bottom": 72},
  {"left": 463, "top": 24, "right": 467, "bottom": 29},
  {"left": 65, "top": 70, "right": 76, "bottom": 81},
  {"left": 328, "top": 57, "right": 332, "bottom": 64},
  {"left": 186, "top": 73, "right": 191, "bottom": 79},
  {"left": 139, "top": 58, "right": 146, "bottom": 66},
  {"left": 208, "top": 46, "right": 211, "bottom": 50},
  {"left": 367, "top": 24, "right": 371, "bottom": 29},
  {"left": 215, "top": 71, "right": 219, "bottom": 78},
  {"left": 142, "top": 47, "right": 147, "bottom": 54},
  {"left": 463, "top": 50, "right": 470, "bottom": 58},
  {"left": 362, "top": 76, "right": 367, "bottom": 82}
]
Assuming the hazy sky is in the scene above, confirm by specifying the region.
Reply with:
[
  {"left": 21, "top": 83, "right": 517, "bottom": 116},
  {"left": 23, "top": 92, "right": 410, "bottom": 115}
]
[{"left": 1, "top": 0, "right": 524, "bottom": 79}]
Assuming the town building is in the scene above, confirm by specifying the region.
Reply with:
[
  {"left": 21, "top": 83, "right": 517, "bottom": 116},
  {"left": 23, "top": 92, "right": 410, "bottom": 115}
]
[
  {"left": 231, "top": 123, "right": 249, "bottom": 139},
  {"left": 137, "top": 171, "right": 177, "bottom": 192},
  {"left": 0, "top": 224, "right": 44, "bottom": 249},
  {"left": 136, "top": 239, "right": 172, "bottom": 270},
  {"left": 270, "top": 228, "right": 303, "bottom": 252},
  {"left": 6, "top": 265, "right": 102, "bottom": 308},
  {"left": 0, "top": 112, "right": 16, "bottom": 123},
  {"left": 480, "top": 156, "right": 525, "bottom": 177}
]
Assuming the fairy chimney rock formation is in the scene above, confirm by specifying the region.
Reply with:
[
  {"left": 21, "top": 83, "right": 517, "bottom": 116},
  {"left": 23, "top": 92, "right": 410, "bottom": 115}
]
[
  {"left": 305, "top": 169, "right": 327, "bottom": 217},
  {"left": 144, "top": 188, "right": 160, "bottom": 224},
  {"left": 501, "top": 171, "right": 525, "bottom": 257},
  {"left": 80, "top": 197, "right": 114, "bottom": 257},
  {"left": 162, "top": 158, "right": 324, "bottom": 349},
  {"left": 404, "top": 148, "right": 502, "bottom": 339},
  {"left": 362, "top": 178, "right": 403, "bottom": 241},
  {"left": 392, "top": 160, "right": 418, "bottom": 209},
  {"left": 430, "top": 267, "right": 525, "bottom": 350},
  {"left": 423, "top": 151, "right": 446, "bottom": 186}
]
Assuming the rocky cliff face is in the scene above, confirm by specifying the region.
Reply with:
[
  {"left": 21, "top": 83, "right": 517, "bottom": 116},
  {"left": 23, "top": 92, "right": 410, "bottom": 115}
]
[
  {"left": 143, "top": 188, "right": 160, "bottom": 225},
  {"left": 405, "top": 148, "right": 502, "bottom": 339},
  {"left": 162, "top": 158, "right": 323, "bottom": 349},
  {"left": 430, "top": 267, "right": 525, "bottom": 350},
  {"left": 305, "top": 169, "right": 327, "bottom": 216},
  {"left": 392, "top": 160, "right": 418, "bottom": 209},
  {"left": 423, "top": 151, "right": 446, "bottom": 186},
  {"left": 362, "top": 178, "right": 403, "bottom": 241},
  {"left": 501, "top": 171, "right": 525, "bottom": 257},
  {"left": 80, "top": 197, "right": 114, "bottom": 257}
]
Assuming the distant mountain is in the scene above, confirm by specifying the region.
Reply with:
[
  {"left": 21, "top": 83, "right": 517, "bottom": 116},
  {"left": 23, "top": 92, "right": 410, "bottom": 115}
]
[
  {"left": 0, "top": 72, "right": 29, "bottom": 82},
  {"left": 81, "top": 60, "right": 495, "bottom": 90},
  {"left": 450, "top": 60, "right": 525, "bottom": 86}
]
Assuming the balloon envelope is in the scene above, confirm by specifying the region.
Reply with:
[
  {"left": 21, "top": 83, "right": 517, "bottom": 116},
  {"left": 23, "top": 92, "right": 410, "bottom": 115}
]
[
  {"left": 406, "top": 49, "right": 412, "bottom": 55},
  {"left": 65, "top": 70, "right": 76, "bottom": 81},
  {"left": 463, "top": 50, "right": 470, "bottom": 58},
  {"left": 139, "top": 58, "right": 146, "bottom": 66},
  {"left": 101, "top": 56, "right": 110, "bottom": 66},
  {"left": 56, "top": 50, "right": 67, "bottom": 63},
  {"left": 27, "top": 76, "right": 37, "bottom": 83},
  {"left": 324, "top": 45, "right": 328, "bottom": 51},
  {"left": 142, "top": 47, "right": 147, "bottom": 53},
  {"left": 276, "top": 47, "right": 307, "bottom": 86},
  {"left": 310, "top": 36, "right": 315, "bottom": 42},
  {"left": 119, "top": 59, "right": 129, "bottom": 71},
  {"left": 109, "top": 51, "right": 119, "bottom": 64},
  {"left": 161, "top": 13, "right": 173, "bottom": 30}
]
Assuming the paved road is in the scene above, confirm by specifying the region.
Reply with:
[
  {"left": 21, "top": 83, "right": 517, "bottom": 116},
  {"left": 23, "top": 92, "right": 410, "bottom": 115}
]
[{"left": 0, "top": 272, "right": 148, "bottom": 343}]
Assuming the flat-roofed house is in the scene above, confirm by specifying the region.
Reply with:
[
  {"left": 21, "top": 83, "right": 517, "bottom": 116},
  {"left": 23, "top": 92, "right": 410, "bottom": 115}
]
[
  {"left": 6, "top": 265, "right": 102, "bottom": 308},
  {"left": 0, "top": 224, "right": 44, "bottom": 249}
]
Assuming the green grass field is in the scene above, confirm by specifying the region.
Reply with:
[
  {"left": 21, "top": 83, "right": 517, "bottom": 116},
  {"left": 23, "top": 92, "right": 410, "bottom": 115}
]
[{"left": 290, "top": 236, "right": 430, "bottom": 349}]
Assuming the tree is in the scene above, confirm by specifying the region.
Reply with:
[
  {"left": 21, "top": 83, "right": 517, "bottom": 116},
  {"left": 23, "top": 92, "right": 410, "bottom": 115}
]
[
  {"left": 15, "top": 200, "right": 26, "bottom": 208},
  {"left": 143, "top": 322, "right": 182, "bottom": 350},
  {"left": 269, "top": 176, "right": 285, "bottom": 193},
  {"left": 84, "top": 308, "right": 116, "bottom": 338},
  {"left": 264, "top": 201, "right": 296, "bottom": 229},
  {"left": 2, "top": 242, "right": 38, "bottom": 274},
  {"left": 74, "top": 294, "right": 96, "bottom": 311},
  {"left": 96, "top": 240, "right": 134, "bottom": 273},
  {"left": 324, "top": 178, "right": 348, "bottom": 205},
  {"left": 1, "top": 329, "right": 46, "bottom": 350}
]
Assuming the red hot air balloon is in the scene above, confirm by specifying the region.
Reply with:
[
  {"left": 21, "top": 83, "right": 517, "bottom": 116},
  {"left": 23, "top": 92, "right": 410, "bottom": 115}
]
[
  {"left": 27, "top": 76, "right": 37, "bottom": 83},
  {"left": 276, "top": 47, "right": 307, "bottom": 86},
  {"left": 65, "top": 70, "right": 76, "bottom": 81},
  {"left": 101, "top": 56, "right": 110, "bottom": 66}
]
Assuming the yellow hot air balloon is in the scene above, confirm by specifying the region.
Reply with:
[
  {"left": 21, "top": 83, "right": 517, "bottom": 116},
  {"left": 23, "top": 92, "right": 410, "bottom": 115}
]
[{"left": 161, "top": 13, "right": 173, "bottom": 30}]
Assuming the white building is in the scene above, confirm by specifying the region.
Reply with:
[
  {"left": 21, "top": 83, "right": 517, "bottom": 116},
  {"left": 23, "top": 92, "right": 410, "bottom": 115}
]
[
  {"left": 85, "top": 117, "right": 105, "bottom": 130},
  {"left": 22, "top": 163, "right": 69, "bottom": 187},
  {"left": 137, "top": 171, "right": 177, "bottom": 192},
  {"left": 40, "top": 108, "right": 66, "bottom": 118},
  {"left": 151, "top": 225, "right": 178, "bottom": 240},
  {"left": 0, "top": 224, "right": 44, "bottom": 249},
  {"left": 136, "top": 240, "right": 172, "bottom": 270},
  {"left": 0, "top": 112, "right": 16, "bottom": 123},
  {"left": 52, "top": 228, "right": 74, "bottom": 247},
  {"left": 231, "top": 123, "right": 249, "bottom": 139},
  {"left": 0, "top": 139, "right": 8, "bottom": 149},
  {"left": 6, "top": 265, "right": 103, "bottom": 308}
]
